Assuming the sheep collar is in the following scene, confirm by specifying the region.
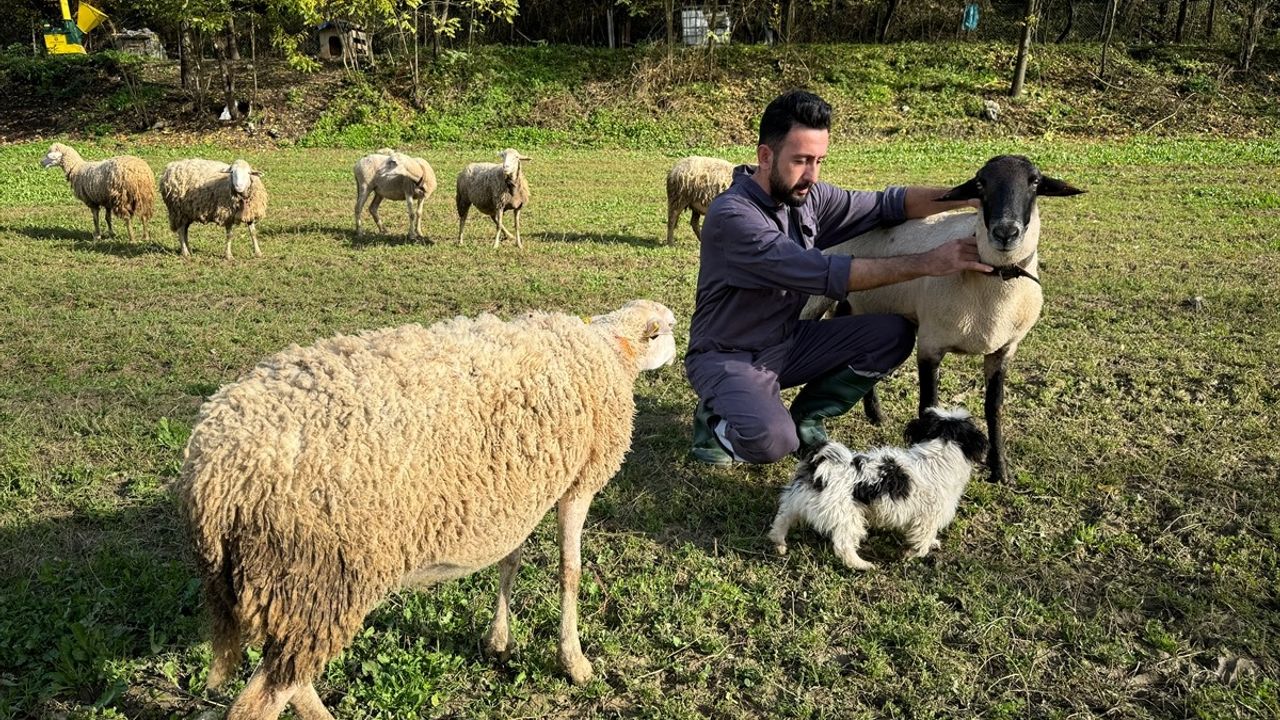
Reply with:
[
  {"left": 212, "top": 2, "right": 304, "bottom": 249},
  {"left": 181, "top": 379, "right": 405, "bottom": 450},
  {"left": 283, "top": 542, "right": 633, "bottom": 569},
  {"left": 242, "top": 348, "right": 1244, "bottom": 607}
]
[{"left": 982, "top": 253, "right": 1041, "bottom": 285}]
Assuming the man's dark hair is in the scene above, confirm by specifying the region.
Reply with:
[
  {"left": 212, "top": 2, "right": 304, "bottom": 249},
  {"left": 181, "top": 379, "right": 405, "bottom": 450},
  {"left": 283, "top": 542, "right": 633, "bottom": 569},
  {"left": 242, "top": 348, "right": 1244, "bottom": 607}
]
[{"left": 758, "top": 90, "right": 832, "bottom": 149}]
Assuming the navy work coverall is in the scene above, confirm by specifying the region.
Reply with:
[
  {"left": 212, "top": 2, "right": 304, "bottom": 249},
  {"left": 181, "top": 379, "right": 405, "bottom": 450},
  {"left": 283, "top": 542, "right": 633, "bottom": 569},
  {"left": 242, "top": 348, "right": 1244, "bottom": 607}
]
[{"left": 684, "top": 165, "right": 917, "bottom": 463}]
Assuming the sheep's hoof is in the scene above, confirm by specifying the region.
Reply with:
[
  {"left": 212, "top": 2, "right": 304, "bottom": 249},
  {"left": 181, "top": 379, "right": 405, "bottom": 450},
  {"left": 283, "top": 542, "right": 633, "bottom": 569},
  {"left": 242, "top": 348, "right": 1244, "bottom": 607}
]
[
  {"left": 561, "top": 655, "right": 593, "bottom": 685},
  {"left": 483, "top": 637, "right": 514, "bottom": 664}
]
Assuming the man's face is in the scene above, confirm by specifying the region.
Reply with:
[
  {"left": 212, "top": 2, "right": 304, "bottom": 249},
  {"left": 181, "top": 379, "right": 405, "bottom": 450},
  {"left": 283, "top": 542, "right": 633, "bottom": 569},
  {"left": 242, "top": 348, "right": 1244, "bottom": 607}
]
[{"left": 762, "top": 126, "right": 829, "bottom": 207}]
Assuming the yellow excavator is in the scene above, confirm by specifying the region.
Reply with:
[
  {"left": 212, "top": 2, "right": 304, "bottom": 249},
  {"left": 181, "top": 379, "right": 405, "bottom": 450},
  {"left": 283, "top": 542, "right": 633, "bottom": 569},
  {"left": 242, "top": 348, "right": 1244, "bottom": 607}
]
[{"left": 43, "top": 0, "right": 109, "bottom": 54}]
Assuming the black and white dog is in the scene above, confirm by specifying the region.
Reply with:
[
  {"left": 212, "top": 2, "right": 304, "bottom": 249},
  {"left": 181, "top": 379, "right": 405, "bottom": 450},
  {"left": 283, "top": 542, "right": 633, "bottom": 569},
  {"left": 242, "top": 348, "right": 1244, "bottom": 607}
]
[{"left": 768, "top": 407, "right": 989, "bottom": 570}]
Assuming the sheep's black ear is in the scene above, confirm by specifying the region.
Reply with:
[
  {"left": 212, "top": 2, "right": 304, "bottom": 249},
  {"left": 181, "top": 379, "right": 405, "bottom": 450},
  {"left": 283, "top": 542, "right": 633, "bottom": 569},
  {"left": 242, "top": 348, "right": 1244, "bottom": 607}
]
[
  {"left": 250, "top": 170, "right": 262, "bottom": 177},
  {"left": 1038, "top": 176, "right": 1085, "bottom": 197},
  {"left": 937, "top": 177, "right": 981, "bottom": 202}
]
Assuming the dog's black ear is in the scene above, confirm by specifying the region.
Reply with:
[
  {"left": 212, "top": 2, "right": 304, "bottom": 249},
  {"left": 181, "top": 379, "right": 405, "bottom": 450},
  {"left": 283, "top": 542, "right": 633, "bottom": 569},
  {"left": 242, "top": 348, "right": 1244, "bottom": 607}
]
[
  {"left": 794, "top": 441, "right": 830, "bottom": 491},
  {"left": 850, "top": 453, "right": 867, "bottom": 474},
  {"left": 904, "top": 411, "right": 941, "bottom": 445},
  {"left": 953, "top": 420, "right": 990, "bottom": 464}
]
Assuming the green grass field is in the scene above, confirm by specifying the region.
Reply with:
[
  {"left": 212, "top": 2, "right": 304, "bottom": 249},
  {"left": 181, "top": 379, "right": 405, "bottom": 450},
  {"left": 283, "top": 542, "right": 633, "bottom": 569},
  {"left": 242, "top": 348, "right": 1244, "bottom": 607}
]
[{"left": 1, "top": 138, "right": 1277, "bottom": 718}]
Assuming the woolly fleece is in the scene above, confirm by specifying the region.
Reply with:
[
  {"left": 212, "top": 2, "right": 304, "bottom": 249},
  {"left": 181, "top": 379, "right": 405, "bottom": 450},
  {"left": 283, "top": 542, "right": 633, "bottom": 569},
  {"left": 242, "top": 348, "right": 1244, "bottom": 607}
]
[
  {"left": 42, "top": 142, "right": 156, "bottom": 242},
  {"left": 178, "top": 300, "right": 675, "bottom": 696},
  {"left": 665, "top": 155, "right": 733, "bottom": 244}
]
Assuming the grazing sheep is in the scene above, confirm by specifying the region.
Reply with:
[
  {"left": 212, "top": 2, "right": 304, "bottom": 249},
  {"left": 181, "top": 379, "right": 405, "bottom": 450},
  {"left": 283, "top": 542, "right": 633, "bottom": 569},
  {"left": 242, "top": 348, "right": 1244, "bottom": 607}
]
[
  {"left": 353, "top": 148, "right": 438, "bottom": 243},
  {"left": 456, "top": 148, "right": 531, "bottom": 248},
  {"left": 801, "top": 155, "right": 1083, "bottom": 482},
  {"left": 39, "top": 142, "right": 155, "bottom": 244},
  {"left": 160, "top": 158, "right": 268, "bottom": 260},
  {"left": 665, "top": 156, "right": 733, "bottom": 244},
  {"left": 178, "top": 299, "right": 677, "bottom": 720}
]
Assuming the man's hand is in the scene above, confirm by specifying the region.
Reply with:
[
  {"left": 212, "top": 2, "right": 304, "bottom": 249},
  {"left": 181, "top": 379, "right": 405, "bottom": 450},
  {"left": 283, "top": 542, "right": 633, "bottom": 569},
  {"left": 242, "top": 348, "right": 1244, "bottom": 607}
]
[{"left": 919, "top": 236, "right": 993, "bottom": 276}]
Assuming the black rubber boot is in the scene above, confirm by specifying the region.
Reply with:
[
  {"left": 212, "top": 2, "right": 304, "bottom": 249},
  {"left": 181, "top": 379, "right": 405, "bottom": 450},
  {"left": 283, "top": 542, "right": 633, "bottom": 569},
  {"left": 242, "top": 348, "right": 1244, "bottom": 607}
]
[
  {"left": 690, "top": 400, "right": 735, "bottom": 467},
  {"left": 789, "top": 367, "right": 879, "bottom": 454}
]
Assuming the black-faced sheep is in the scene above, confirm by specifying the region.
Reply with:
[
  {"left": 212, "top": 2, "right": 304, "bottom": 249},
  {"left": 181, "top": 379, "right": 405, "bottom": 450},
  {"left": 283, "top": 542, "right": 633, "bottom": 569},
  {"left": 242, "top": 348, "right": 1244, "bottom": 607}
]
[
  {"left": 456, "top": 148, "right": 531, "bottom": 248},
  {"left": 40, "top": 142, "right": 156, "bottom": 244},
  {"left": 353, "top": 148, "right": 438, "bottom": 243},
  {"left": 160, "top": 158, "right": 268, "bottom": 260},
  {"left": 801, "top": 155, "right": 1083, "bottom": 482},
  {"left": 665, "top": 155, "right": 733, "bottom": 244},
  {"left": 177, "top": 299, "right": 677, "bottom": 720}
]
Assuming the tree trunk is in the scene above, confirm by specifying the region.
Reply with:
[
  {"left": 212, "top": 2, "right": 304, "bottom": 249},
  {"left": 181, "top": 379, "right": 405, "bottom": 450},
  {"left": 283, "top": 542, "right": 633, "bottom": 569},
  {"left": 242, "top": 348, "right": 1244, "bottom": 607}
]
[
  {"left": 179, "top": 21, "right": 192, "bottom": 90},
  {"left": 1174, "top": 0, "right": 1190, "bottom": 41},
  {"left": 226, "top": 15, "right": 240, "bottom": 61},
  {"left": 1206, "top": 0, "right": 1217, "bottom": 38},
  {"left": 1056, "top": 0, "right": 1075, "bottom": 42},
  {"left": 1237, "top": 0, "right": 1268, "bottom": 72},
  {"left": 1099, "top": 0, "right": 1118, "bottom": 77},
  {"left": 786, "top": 0, "right": 797, "bottom": 42},
  {"left": 666, "top": 0, "right": 675, "bottom": 57},
  {"left": 879, "top": 0, "right": 901, "bottom": 42},
  {"left": 215, "top": 39, "right": 239, "bottom": 121},
  {"left": 1010, "top": 0, "right": 1037, "bottom": 97},
  {"left": 606, "top": 5, "right": 615, "bottom": 48}
]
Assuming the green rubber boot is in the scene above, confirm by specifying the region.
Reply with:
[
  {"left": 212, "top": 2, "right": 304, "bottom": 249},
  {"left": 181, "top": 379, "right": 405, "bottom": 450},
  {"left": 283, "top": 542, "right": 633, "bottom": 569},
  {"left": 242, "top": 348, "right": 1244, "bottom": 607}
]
[
  {"left": 789, "top": 367, "right": 879, "bottom": 454},
  {"left": 690, "top": 400, "right": 735, "bottom": 467}
]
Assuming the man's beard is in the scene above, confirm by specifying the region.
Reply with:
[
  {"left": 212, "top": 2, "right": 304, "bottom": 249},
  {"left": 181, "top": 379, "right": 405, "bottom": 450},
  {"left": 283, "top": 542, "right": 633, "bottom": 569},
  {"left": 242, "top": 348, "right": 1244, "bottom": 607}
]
[{"left": 769, "top": 165, "right": 812, "bottom": 207}]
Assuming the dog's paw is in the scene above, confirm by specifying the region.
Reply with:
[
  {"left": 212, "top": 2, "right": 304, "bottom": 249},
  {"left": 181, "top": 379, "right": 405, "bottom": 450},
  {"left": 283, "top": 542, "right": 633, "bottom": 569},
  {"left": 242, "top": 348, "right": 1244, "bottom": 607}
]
[
  {"left": 772, "top": 543, "right": 788, "bottom": 556},
  {"left": 842, "top": 556, "right": 876, "bottom": 571}
]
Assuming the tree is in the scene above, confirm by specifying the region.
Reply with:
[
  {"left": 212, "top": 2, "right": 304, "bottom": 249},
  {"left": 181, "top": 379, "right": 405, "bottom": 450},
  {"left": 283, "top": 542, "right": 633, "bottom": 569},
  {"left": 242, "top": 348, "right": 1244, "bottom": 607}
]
[{"left": 1010, "top": 0, "right": 1039, "bottom": 97}]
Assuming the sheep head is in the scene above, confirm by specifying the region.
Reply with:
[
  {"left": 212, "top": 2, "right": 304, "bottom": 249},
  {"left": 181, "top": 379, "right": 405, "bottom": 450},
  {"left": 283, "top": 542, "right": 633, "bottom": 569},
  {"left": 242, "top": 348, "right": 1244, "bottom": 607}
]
[
  {"left": 40, "top": 143, "right": 71, "bottom": 169},
  {"left": 224, "top": 159, "right": 261, "bottom": 198},
  {"left": 938, "top": 155, "right": 1083, "bottom": 257},
  {"left": 497, "top": 148, "right": 530, "bottom": 192},
  {"left": 589, "top": 300, "right": 677, "bottom": 372},
  {"left": 380, "top": 154, "right": 429, "bottom": 199}
]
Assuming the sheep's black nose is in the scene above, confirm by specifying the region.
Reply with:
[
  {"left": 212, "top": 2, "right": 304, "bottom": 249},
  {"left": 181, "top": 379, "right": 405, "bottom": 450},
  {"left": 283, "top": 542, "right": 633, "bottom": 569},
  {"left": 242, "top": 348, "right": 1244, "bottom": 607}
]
[{"left": 990, "top": 222, "right": 1021, "bottom": 247}]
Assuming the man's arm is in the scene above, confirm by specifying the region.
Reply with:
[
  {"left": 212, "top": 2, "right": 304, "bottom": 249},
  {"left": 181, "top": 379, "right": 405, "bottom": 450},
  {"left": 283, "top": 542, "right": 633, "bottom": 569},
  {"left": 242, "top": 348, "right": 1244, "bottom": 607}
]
[
  {"left": 903, "top": 186, "right": 979, "bottom": 220},
  {"left": 846, "top": 237, "right": 992, "bottom": 292}
]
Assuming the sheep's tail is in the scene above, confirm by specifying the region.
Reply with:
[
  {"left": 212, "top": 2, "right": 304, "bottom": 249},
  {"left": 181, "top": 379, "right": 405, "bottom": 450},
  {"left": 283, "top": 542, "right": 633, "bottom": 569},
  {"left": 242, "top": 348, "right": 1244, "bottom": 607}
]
[
  {"left": 110, "top": 159, "right": 156, "bottom": 222},
  {"left": 204, "top": 536, "right": 244, "bottom": 690}
]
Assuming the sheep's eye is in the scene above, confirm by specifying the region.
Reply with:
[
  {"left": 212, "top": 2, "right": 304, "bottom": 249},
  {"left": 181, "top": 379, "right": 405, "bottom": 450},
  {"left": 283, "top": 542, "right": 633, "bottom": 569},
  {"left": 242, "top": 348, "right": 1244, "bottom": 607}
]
[
  {"left": 1030, "top": 177, "right": 1041, "bottom": 187},
  {"left": 974, "top": 181, "right": 985, "bottom": 192}
]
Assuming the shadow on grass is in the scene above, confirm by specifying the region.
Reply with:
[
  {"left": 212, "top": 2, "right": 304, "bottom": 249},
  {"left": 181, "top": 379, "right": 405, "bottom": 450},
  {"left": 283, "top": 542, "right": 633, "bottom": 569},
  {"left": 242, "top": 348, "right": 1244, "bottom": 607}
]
[
  {"left": 1, "top": 223, "right": 174, "bottom": 257},
  {"left": 0, "top": 495, "right": 208, "bottom": 719},
  {"left": 528, "top": 231, "right": 659, "bottom": 248}
]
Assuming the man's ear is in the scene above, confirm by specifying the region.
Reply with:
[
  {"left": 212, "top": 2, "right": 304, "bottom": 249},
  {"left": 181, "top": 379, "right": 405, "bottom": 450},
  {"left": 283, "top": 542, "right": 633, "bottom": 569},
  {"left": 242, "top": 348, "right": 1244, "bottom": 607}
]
[{"left": 756, "top": 143, "right": 773, "bottom": 171}]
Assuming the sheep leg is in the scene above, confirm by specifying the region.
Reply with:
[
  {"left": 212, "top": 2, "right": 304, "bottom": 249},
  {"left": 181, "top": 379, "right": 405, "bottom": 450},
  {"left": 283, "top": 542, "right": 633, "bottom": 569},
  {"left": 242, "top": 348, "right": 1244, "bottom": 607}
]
[
  {"left": 482, "top": 543, "right": 524, "bottom": 663},
  {"left": 250, "top": 222, "right": 261, "bottom": 257},
  {"left": 456, "top": 201, "right": 469, "bottom": 244},
  {"left": 124, "top": 216, "right": 136, "bottom": 243},
  {"left": 665, "top": 203, "right": 682, "bottom": 244},
  {"left": 105, "top": 211, "right": 115, "bottom": 239},
  {"left": 289, "top": 684, "right": 335, "bottom": 720},
  {"left": 690, "top": 210, "right": 703, "bottom": 240},
  {"left": 917, "top": 354, "right": 943, "bottom": 415},
  {"left": 403, "top": 196, "right": 418, "bottom": 242},
  {"left": 353, "top": 185, "right": 368, "bottom": 237},
  {"left": 90, "top": 205, "right": 102, "bottom": 241},
  {"left": 368, "top": 195, "right": 386, "bottom": 234},
  {"left": 984, "top": 349, "right": 1011, "bottom": 483},
  {"left": 862, "top": 386, "right": 884, "bottom": 425},
  {"left": 556, "top": 491, "right": 595, "bottom": 685},
  {"left": 225, "top": 667, "right": 295, "bottom": 720},
  {"left": 492, "top": 212, "right": 511, "bottom": 248},
  {"left": 513, "top": 207, "right": 523, "bottom": 249},
  {"left": 224, "top": 226, "right": 236, "bottom": 261},
  {"left": 178, "top": 224, "right": 192, "bottom": 258}
]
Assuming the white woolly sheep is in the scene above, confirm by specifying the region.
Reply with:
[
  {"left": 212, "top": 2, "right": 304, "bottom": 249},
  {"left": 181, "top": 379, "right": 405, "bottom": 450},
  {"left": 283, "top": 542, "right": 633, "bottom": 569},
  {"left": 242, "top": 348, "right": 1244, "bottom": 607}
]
[
  {"left": 40, "top": 142, "right": 156, "bottom": 243},
  {"left": 665, "top": 155, "right": 733, "bottom": 244},
  {"left": 160, "top": 158, "right": 268, "bottom": 260},
  {"left": 353, "top": 148, "right": 438, "bottom": 243},
  {"left": 456, "top": 148, "right": 531, "bottom": 248},
  {"left": 801, "top": 155, "right": 1083, "bottom": 482},
  {"left": 178, "top": 299, "right": 677, "bottom": 720}
]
